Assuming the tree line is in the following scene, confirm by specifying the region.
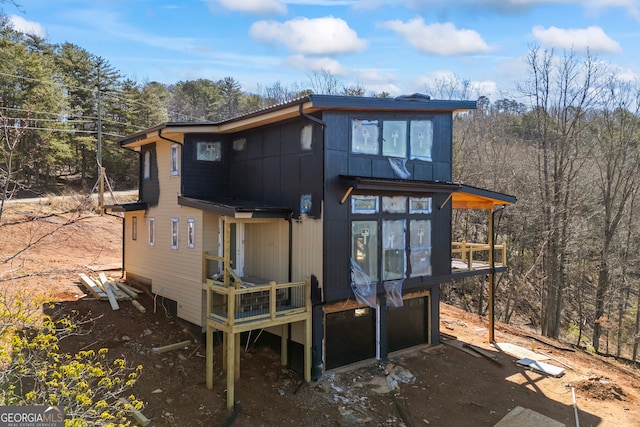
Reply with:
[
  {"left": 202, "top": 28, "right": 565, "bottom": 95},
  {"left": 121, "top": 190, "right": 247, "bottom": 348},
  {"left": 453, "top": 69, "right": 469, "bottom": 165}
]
[{"left": 2, "top": 12, "right": 640, "bottom": 362}]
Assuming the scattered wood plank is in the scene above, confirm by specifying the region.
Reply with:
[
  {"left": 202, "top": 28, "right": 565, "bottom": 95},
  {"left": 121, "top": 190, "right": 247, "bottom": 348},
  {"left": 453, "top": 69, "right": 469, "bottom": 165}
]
[
  {"left": 440, "top": 332, "right": 458, "bottom": 340},
  {"left": 463, "top": 343, "right": 503, "bottom": 367},
  {"left": 118, "top": 398, "right": 151, "bottom": 426},
  {"left": 116, "top": 282, "right": 140, "bottom": 299},
  {"left": 150, "top": 340, "right": 191, "bottom": 354},
  {"left": 102, "top": 282, "right": 120, "bottom": 310},
  {"left": 131, "top": 299, "right": 146, "bottom": 313},
  {"left": 494, "top": 342, "right": 550, "bottom": 361},
  {"left": 78, "top": 274, "right": 107, "bottom": 299},
  {"left": 525, "top": 334, "right": 575, "bottom": 352},
  {"left": 441, "top": 337, "right": 481, "bottom": 358},
  {"left": 534, "top": 349, "right": 574, "bottom": 370},
  {"left": 516, "top": 358, "right": 565, "bottom": 377}
]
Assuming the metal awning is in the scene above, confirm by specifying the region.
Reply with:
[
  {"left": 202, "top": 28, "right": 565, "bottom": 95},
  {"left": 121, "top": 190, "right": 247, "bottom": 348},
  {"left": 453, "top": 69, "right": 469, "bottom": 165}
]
[{"left": 178, "top": 196, "right": 292, "bottom": 219}]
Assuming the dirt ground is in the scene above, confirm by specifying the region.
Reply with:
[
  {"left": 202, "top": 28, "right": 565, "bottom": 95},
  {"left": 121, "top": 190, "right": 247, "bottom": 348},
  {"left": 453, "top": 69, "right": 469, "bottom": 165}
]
[{"left": 2, "top": 203, "right": 640, "bottom": 426}]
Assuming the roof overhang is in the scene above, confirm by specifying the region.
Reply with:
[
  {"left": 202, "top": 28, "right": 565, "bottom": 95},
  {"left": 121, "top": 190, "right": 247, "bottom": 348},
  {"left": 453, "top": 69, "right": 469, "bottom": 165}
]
[
  {"left": 452, "top": 184, "right": 516, "bottom": 210},
  {"left": 178, "top": 196, "right": 292, "bottom": 219},
  {"left": 340, "top": 176, "right": 516, "bottom": 210},
  {"left": 104, "top": 202, "right": 148, "bottom": 212}
]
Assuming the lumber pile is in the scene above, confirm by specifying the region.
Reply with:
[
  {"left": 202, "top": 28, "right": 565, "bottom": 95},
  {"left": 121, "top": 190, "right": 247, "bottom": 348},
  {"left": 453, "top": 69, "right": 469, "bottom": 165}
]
[{"left": 77, "top": 273, "right": 146, "bottom": 313}]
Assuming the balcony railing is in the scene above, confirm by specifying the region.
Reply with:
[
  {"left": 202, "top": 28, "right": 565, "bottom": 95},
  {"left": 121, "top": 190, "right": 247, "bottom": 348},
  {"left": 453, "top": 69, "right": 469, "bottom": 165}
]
[{"left": 451, "top": 241, "right": 507, "bottom": 271}]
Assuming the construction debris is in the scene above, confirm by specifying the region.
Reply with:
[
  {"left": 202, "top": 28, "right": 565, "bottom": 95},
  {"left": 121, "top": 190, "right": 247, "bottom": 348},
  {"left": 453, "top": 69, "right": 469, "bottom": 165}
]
[
  {"left": 516, "top": 358, "right": 565, "bottom": 377},
  {"left": 150, "top": 340, "right": 192, "bottom": 354},
  {"left": 77, "top": 273, "right": 146, "bottom": 313},
  {"left": 118, "top": 398, "right": 151, "bottom": 426}
]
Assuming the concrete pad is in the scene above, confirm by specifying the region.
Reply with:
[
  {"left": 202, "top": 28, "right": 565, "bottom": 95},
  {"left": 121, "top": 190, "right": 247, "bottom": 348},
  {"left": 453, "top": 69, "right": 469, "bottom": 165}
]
[{"left": 494, "top": 406, "right": 565, "bottom": 427}]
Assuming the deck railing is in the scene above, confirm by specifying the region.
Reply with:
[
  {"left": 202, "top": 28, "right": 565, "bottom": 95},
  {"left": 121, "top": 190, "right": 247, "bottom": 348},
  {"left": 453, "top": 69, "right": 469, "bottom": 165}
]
[{"left": 451, "top": 241, "right": 507, "bottom": 271}]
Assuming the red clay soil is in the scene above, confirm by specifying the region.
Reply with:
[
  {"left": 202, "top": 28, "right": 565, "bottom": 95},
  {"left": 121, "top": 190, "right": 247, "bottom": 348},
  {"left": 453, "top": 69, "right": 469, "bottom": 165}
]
[{"left": 2, "top": 205, "right": 640, "bottom": 426}]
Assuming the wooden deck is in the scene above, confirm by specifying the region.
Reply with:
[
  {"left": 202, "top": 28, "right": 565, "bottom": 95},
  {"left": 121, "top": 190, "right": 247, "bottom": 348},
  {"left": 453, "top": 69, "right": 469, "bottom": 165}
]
[
  {"left": 204, "top": 252, "right": 312, "bottom": 410},
  {"left": 451, "top": 241, "right": 506, "bottom": 272}
]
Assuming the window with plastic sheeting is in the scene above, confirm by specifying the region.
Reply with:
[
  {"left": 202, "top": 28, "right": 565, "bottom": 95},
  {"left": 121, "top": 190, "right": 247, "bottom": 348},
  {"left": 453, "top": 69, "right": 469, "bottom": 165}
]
[
  {"left": 351, "top": 119, "right": 379, "bottom": 155},
  {"left": 383, "top": 220, "right": 405, "bottom": 280},
  {"left": 410, "top": 219, "right": 431, "bottom": 277},
  {"left": 351, "top": 220, "right": 378, "bottom": 281}
]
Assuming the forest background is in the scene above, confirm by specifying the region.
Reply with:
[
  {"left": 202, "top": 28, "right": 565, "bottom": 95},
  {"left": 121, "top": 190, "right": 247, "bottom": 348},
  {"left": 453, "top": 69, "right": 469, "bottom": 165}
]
[{"left": 1, "top": 11, "right": 639, "bottom": 365}]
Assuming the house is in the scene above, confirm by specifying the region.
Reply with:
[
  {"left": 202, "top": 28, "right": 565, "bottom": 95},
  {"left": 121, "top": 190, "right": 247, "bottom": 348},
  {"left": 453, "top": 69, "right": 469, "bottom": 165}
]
[{"left": 109, "top": 94, "right": 515, "bottom": 408}]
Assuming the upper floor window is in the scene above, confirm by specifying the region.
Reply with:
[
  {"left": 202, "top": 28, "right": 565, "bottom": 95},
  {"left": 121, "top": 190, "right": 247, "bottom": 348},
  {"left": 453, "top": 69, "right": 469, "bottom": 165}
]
[
  {"left": 143, "top": 150, "right": 151, "bottom": 179},
  {"left": 196, "top": 141, "right": 221, "bottom": 161},
  {"left": 351, "top": 118, "right": 433, "bottom": 161},
  {"left": 170, "top": 144, "right": 179, "bottom": 175}
]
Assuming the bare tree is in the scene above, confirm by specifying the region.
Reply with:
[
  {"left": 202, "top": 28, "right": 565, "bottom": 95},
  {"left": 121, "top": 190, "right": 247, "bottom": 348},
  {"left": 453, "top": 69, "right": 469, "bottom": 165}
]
[
  {"left": 519, "top": 47, "right": 605, "bottom": 339},
  {"left": 0, "top": 109, "right": 29, "bottom": 221}
]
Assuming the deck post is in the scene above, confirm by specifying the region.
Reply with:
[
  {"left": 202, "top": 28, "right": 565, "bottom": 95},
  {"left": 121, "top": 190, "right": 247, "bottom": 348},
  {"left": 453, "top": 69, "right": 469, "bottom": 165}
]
[
  {"left": 488, "top": 209, "right": 495, "bottom": 343},
  {"left": 206, "top": 324, "right": 214, "bottom": 389},
  {"left": 305, "top": 277, "right": 312, "bottom": 382},
  {"left": 234, "top": 333, "right": 241, "bottom": 380},
  {"left": 226, "top": 331, "right": 235, "bottom": 410},
  {"left": 281, "top": 324, "right": 288, "bottom": 366}
]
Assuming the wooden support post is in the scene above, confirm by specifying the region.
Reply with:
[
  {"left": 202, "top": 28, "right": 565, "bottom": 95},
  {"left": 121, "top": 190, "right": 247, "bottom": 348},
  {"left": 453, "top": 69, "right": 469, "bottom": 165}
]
[
  {"left": 206, "top": 325, "right": 214, "bottom": 389},
  {"left": 226, "top": 331, "right": 235, "bottom": 410},
  {"left": 488, "top": 209, "right": 495, "bottom": 343},
  {"left": 223, "top": 220, "right": 231, "bottom": 286},
  {"left": 234, "top": 333, "right": 240, "bottom": 380},
  {"left": 270, "top": 281, "right": 276, "bottom": 320},
  {"left": 222, "top": 332, "right": 227, "bottom": 370},
  {"left": 281, "top": 324, "right": 288, "bottom": 367}
]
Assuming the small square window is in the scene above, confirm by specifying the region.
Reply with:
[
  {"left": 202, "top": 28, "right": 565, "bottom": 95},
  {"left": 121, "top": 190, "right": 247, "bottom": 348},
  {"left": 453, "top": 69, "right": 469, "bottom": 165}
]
[
  {"left": 233, "top": 138, "right": 246, "bottom": 151},
  {"left": 351, "top": 195, "right": 379, "bottom": 214},
  {"left": 196, "top": 141, "right": 221, "bottom": 161},
  {"left": 382, "top": 196, "right": 407, "bottom": 213},
  {"left": 409, "top": 197, "right": 432, "bottom": 214}
]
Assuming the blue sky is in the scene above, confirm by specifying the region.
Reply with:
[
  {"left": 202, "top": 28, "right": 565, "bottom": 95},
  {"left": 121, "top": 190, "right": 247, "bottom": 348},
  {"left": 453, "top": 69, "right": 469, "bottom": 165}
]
[{"left": 5, "top": 0, "right": 640, "bottom": 100}]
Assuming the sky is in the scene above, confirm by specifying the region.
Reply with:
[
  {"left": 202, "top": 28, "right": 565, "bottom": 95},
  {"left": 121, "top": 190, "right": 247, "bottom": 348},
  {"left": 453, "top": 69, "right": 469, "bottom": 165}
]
[{"left": 5, "top": 0, "right": 640, "bottom": 100}]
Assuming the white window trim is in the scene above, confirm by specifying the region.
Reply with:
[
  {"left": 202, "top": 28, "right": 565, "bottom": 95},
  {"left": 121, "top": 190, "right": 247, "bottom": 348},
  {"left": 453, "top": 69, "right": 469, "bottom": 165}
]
[
  {"left": 170, "top": 144, "right": 179, "bottom": 176},
  {"left": 171, "top": 218, "right": 179, "bottom": 250},
  {"left": 187, "top": 218, "right": 195, "bottom": 249}
]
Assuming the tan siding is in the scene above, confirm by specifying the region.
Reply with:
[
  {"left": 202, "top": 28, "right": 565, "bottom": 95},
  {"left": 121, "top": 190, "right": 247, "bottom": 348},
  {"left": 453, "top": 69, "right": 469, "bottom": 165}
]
[
  {"left": 123, "top": 140, "right": 208, "bottom": 326},
  {"left": 291, "top": 214, "right": 324, "bottom": 287},
  {"left": 244, "top": 221, "right": 289, "bottom": 282}
]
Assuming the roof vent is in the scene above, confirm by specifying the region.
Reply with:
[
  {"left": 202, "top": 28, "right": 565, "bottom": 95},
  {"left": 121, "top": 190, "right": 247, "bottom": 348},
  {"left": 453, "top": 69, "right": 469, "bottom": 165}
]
[{"left": 394, "top": 93, "right": 431, "bottom": 102}]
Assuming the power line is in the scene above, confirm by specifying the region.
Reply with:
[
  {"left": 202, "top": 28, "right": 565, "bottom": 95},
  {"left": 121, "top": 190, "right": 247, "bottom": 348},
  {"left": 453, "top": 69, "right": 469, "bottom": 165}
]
[{"left": 17, "top": 126, "right": 124, "bottom": 138}]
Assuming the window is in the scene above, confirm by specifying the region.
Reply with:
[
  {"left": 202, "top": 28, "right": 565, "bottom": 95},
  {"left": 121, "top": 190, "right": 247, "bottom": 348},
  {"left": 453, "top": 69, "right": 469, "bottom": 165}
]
[
  {"left": 410, "top": 120, "right": 433, "bottom": 160},
  {"left": 409, "top": 197, "right": 432, "bottom": 214},
  {"left": 382, "top": 220, "right": 406, "bottom": 280},
  {"left": 233, "top": 138, "right": 246, "bottom": 151},
  {"left": 132, "top": 216, "right": 138, "bottom": 241},
  {"left": 351, "top": 221, "right": 378, "bottom": 281},
  {"left": 170, "top": 144, "right": 179, "bottom": 175},
  {"left": 410, "top": 220, "right": 431, "bottom": 277},
  {"left": 187, "top": 218, "right": 195, "bottom": 249},
  {"left": 148, "top": 217, "right": 155, "bottom": 246},
  {"left": 382, "top": 121, "right": 407, "bottom": 158},
  {"left": 196, "top": 141, "right": 221, "bottom": 161},
  {"left": 351, "top": 119, "right": 379, "bottom": 154},
  {"left": 171, "top": 218, "right": 179, "bottom": 250},
  {"left": 301, "top": 125, "right": 313, "bottom": 150},
  {"left": 351, "top": 195, "right": 378, "bottom": 214},
  {"left": 382, "top": 196, "right": 407, "bottom": 214},
  {"left": 143, "top": 150, "right": 150, "bottom": 179}
]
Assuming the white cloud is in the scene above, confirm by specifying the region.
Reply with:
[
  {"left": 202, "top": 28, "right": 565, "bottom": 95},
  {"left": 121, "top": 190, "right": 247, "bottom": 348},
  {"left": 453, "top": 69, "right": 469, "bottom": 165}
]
[
  {"left": 250, "top": 17, "right": 367, "bottom": 55},
  {"left": 381, "top": 18, "right": 493, "bottom": 56},
  {"left": 213, "top": 0, "right": 287, "bottom": 14},
  {"left": 284, "top": 54, "right": 348, "bottom": 75},
  {"left": 9, "top": 15, "right": 46, "bottom": 38},
  {"left": 531, "top": 25, "right": 622, "bottom": 54}
]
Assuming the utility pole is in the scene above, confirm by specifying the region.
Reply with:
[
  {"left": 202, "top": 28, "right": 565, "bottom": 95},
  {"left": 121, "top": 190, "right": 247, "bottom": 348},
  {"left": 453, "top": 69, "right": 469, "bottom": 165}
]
[{"left": 96, "top": 65, "right": 104, "bottom": 215}]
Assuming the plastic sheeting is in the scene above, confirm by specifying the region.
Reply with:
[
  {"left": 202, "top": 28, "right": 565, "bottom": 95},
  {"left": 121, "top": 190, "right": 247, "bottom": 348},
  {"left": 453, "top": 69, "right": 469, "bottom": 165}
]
[
  {"left": 388, "top": 157, "right": 411, "bottom": 179},
  {"left": 384, "top": 280, "right": 404, "bottom": 307},
  {"left": 350, "top": 258, "right": 377, "bottom": 308}
]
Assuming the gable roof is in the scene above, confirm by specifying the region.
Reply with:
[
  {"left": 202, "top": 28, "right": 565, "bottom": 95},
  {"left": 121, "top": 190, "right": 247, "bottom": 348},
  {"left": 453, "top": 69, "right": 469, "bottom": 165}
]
[{"left": 119, "top": 94, "right": 476, "bottom": 148}]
